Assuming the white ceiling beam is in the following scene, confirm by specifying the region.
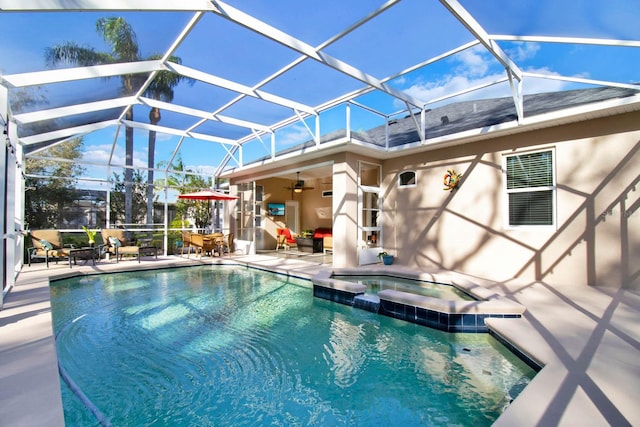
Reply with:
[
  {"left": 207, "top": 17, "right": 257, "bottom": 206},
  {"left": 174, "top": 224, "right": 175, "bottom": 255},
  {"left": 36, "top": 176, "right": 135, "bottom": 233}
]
[
  {"left": 523, "top": 72, "right": 640, "bottom": 91},
  {"left": 166, "top": 62, "right": 317, "bottom": 115},
  {"left": 0, "top": 0, "right": 215, "bottom": 11},
  {"left": 121, "top": 119, "right": 239, "bottom": 146},
  {"left": 210, "top": 0, "right": 425, "bottom": 108},
  {"left": 139, "top": 97, "right": 271, "bottom": 132},
  {"left": 425, "top": 77, "right": 509, "bottom": 106},
  {"left": 491, "top": 35, "right": 640, "bottom": 48},
  {"left": 13, "top": 97, "right": 138, "bottom": 124},
  {"left": 2, "top": 61, "right": 163, "bottom": 88},
  {"left": 18, "top": 120, "right": 119, "bottom": 145}
]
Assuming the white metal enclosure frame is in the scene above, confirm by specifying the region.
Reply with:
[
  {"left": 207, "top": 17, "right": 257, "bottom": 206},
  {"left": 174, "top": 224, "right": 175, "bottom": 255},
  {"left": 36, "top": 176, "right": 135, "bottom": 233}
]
[{"left": 1, "top": 0, "right": 640, "bottom": 290}]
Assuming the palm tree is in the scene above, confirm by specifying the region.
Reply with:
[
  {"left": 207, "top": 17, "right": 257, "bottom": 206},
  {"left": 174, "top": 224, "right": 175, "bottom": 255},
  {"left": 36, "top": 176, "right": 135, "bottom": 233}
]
[
  {"left": 46, "top": 17, "right": 140, "bottom": 227},
  {"left": 144, "top": 54, "right": 193, "bottom": 226},
  {"left": 45, "top": 17, "right": 190, "bottom": 228},
  {"left": 155, "top": 155, "right": 212, "bottom": 230}
]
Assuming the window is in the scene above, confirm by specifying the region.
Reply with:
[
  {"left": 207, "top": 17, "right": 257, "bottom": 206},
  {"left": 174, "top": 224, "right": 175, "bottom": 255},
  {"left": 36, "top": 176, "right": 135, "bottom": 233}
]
[
  {"left": 236, "top": 182, "right": 259, "bottom": 240},
  {"left": 504, "top": 149, "right": 555, "bottom": 227},
  {"left": 398, "top": 171, "right": 416, "bottom": 187},
  {"left": 359, "top": 162, "right": 382, "bottom": 247}
]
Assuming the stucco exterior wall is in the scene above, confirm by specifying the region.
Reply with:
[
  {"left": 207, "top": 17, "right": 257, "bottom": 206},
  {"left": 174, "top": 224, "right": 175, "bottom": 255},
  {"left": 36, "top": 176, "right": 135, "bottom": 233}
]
[{"left": 382, "top": 111, "right": 640, "bottom": 289}]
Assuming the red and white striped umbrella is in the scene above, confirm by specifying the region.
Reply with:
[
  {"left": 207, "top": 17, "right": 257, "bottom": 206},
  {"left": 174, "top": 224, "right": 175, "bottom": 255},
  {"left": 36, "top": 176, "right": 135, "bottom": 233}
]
[{"left": 178, "top": 189, "right": 238, "bottom": 201}]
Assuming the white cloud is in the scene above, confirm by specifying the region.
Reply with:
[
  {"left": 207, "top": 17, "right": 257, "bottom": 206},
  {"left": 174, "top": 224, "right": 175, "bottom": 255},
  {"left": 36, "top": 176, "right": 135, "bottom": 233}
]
[
  {"left": 456, "top": 46, "right": 489, "bottom": 77},
  {"left": 82, "top": 142, "right": 148, "bottom": 171},
  {"left": 397, "top": 43, "right": 580, "bottom": 109},
  {"left": 506, "top": 42, "right": 541, "bottom": 62},
  {"left": 404, "top": 72, "right": 506, "bottom": 104},
  {"left": 276, "top": 124, "right": 313, "bottom": 147}
]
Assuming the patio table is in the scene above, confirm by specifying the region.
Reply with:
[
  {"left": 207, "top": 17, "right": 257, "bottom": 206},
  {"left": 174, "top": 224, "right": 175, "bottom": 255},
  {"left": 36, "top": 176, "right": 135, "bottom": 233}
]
[{"left": 69, "top": 246, "right": 99, "bottom": 268}]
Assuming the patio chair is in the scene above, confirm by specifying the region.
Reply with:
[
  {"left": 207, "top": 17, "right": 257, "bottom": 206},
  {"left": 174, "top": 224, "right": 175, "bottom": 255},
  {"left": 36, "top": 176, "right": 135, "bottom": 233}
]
[
  {"left": 100, "top": 228, "right": 140, "bottom": 263},
  {"left": 207, "top": 233, "right": 225, "bottom": 257},
  {"left": 191, "top": 233, "right": 220, "bottom": 257},
  {"left": 222, "top": 233, "right": 234, "bottom": 256},
  {"left": 276, "top": 228, "right": 297, "bottom": 251},
  {"left": 28, "top": 229, "right": 74, "bottom": 267},
  {"left": 181, "top": 231, "right": 193, "bottom": 257}
]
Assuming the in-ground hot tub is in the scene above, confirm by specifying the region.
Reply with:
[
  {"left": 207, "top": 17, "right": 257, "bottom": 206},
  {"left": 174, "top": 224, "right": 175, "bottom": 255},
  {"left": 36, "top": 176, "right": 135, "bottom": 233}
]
[
  {"left": 332, "top": 274, "right": 474, "bottom": 301},
  {"left": 312, "top": 267, "right": 525, "bottom": 333}
]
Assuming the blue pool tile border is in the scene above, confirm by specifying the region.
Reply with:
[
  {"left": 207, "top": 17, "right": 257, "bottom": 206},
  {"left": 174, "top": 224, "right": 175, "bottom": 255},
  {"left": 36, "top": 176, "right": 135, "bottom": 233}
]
[{"left": 313, "top": 284, "right": 521, "bottom": 333}]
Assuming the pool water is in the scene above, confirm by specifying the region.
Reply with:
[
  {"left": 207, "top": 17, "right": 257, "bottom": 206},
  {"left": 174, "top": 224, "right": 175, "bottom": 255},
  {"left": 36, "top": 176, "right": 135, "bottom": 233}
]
[
  {"left": 333, "top": 274, "right": 474, "bottom": 301},
  {"left": 50, "top": 266, "right": 535, "bottom": 426}
]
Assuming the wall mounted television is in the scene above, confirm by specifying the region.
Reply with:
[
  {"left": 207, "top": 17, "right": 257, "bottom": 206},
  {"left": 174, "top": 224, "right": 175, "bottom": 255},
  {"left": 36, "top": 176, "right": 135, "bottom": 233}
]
[{"left": 267, "top": 202, "right": 285, "bottom": 216}]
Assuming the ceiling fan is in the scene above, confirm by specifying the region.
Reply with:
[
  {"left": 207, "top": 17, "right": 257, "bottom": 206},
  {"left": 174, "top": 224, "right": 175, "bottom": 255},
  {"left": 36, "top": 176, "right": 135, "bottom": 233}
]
[{"left": 285, "top": 172, "right": 315, "bottom": 194}]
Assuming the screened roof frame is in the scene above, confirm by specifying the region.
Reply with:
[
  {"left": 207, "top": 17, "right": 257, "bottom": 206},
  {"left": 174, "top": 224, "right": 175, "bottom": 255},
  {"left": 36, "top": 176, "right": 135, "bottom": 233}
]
[{"left": 1, "top": 0, "right": 639, "bottom": 182}]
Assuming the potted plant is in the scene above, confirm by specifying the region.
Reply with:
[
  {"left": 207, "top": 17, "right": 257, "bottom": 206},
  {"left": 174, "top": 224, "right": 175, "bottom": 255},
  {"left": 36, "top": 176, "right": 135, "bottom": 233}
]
[
  {"left": 378, "top": 251, "right": 394, "bottom": 265},
  {"left": 82, "top": 226, "right": 99, "bottom": 247},
  {"left": 301, "top": 229, "right": 314, "bottom": 238}
]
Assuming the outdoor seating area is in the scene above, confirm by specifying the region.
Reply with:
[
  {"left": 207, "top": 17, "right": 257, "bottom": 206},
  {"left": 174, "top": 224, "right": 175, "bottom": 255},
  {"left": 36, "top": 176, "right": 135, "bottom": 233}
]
[
  {"left": 182, "top": 231, "right": 234, "bottom": 258},
  {"left": 275, "top": 228, "right": 332, "bottom": 254},
  {"left": 25, "top": 229, "right": 161, "bottom": 268}
]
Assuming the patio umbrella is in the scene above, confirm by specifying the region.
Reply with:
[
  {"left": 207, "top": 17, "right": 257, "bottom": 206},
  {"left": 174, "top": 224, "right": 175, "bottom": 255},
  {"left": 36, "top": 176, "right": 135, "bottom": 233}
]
[
  {"left": 178, "top": 190, "right": 239, "bottom": 231},
  {"left": 177, "top": 189, "right": 239, "bottom": 201}
]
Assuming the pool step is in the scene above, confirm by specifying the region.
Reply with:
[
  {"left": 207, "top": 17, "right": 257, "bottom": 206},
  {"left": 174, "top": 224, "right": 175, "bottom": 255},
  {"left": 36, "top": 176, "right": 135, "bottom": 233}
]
[{"left": 353, "top": 294, "right": 380, "bottom": 313}]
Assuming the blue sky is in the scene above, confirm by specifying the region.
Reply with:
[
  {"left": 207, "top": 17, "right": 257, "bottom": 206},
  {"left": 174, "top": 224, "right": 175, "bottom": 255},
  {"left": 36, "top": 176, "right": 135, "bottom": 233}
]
[{"left": 1, "top": 0, "right": 638, "bottom": 196}]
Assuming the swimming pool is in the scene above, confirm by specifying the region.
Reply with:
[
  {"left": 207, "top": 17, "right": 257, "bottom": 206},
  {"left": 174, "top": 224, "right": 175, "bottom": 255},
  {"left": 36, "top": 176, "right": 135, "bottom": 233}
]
[
  {"left": 332, "top": 274, "right": 474, "bottom": 300},
  {"left": 50, "top": 266, "right": 535, "bottom": 426}
]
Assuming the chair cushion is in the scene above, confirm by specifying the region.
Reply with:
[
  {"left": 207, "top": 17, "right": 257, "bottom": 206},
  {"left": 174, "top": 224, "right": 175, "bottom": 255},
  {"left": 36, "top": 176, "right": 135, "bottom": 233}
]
[
  {"left": 313, "top": 228, "right": 332, "bottom": 238},
  {"left": 277, "top": 228, "right": 297, "bottom": 244},
  {"left": 39, "top": 239, "right": 53, "bottom": 250},
  {"left": 116, "top": 246, "right": 139, "bottom": 255},
  {"left": 31, "top": 230, "right": 63, "bottom": 249},
  {"left": 108, "top": 236, "right": 122, "bottom": 248}
]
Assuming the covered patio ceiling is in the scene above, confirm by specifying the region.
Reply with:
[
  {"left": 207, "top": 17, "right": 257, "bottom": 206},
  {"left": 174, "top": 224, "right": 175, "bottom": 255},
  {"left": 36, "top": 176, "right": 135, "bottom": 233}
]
[{"left": 1, "top": 1, "right": 639, "bottom": 186}]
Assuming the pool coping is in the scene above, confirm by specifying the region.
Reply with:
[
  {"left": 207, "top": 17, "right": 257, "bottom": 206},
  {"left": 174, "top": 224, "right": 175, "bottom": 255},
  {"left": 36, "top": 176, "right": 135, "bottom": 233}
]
[{"left": 2, "top": 256, "right": 639, "bottom": 426}]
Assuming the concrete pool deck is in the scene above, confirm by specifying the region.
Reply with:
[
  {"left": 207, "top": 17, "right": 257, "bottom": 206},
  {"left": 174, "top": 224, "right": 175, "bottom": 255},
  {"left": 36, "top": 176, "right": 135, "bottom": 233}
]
[{"left": 1, "top": 255, "right": 638, "bottom": 426}]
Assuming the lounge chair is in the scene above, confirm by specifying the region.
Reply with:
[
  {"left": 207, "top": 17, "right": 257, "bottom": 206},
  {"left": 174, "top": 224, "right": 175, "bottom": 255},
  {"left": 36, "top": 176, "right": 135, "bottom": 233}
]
[
  {"left": 28, "top": 229, "right": 74, "bottom": 267},
  {"left": 100, "top": 228, "right": 140, "bottom": 263}
]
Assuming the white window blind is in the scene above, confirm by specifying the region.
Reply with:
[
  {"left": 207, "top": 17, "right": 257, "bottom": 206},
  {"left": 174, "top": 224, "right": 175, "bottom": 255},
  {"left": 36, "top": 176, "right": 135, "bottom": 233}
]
[{"left": 505, "top": 150, "right": 555, "bottom": 226}]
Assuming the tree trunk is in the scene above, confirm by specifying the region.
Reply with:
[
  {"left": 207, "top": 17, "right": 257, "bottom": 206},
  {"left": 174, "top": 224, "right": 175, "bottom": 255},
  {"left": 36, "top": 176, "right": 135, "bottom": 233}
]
[
  {"left": 147, "top": 107, "right": 161, "bottom": 226},
  {"left": 125, "top": 109, "right": 134, "bottom": 227}
]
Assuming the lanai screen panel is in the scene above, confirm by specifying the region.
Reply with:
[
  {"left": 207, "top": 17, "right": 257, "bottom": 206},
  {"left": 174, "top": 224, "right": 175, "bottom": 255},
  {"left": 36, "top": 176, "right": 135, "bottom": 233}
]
[{"left": 0, "top": 0, "right": 638, "bottom": 183}]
